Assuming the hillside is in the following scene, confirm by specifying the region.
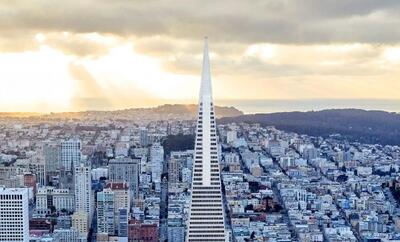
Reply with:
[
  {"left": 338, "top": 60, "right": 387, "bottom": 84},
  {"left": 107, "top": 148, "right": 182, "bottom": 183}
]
[
  {"left": 144, "top": 104, "right": 243, "bottom": 118},
  {"left": 0, "top": 104, "right": 243, "bottom": 120},
  {"left": 219, "top": 109, "right": 400, "bottom": 145}
]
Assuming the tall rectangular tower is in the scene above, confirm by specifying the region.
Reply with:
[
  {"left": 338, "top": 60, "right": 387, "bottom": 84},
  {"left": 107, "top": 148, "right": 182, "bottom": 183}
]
[
  {"left": 186, "top": 38, "right": 227, "bottom": 242},
  {"left": 109, "top": 157, "right": 140, "bottom": 198},
  {"left": 97, "top": 188, "right": 115, "bottom": 235},
  {"left": 74, "top": 163, "right": 93, "bottom": 224},
  {"left": 150, "top": 142, "right": 164, "bottom": 184},
  {"left": 61, "top": 139, "right": 81, "bottom": 171},
  {"left": 43, "top": 141, "right": 61, "bottom": 173},
  {"left": 0, "top": 187, "right": 29, "bottom": 242}
]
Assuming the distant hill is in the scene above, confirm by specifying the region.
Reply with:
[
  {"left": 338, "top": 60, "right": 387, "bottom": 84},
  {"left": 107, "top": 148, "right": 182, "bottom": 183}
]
[
  {"left": 219, "top": 109, "right": 400, "bottom": 146},
  {"left": 0, "top": 104, "right": 243, "bottom": 120},
  {"left": 0, "top": 112, "right": 42, "bottom": 118},
  {"left": 148, "top": 104, "right": 243, "bottom": 118}
]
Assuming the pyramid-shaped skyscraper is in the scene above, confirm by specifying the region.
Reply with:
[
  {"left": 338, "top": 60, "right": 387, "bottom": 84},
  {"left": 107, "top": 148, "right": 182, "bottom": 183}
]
[{"left": 186, "top": 38, "right": 227, "bottom": 242}]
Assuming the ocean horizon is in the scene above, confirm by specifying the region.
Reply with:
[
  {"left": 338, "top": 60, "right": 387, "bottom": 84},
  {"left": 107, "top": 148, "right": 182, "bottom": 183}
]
[
  {"left": 215, "top": 99, "right": 400, "bottom": 114},
  {"left": 2, "top": 99, "right": 399, "bottom": 115}
]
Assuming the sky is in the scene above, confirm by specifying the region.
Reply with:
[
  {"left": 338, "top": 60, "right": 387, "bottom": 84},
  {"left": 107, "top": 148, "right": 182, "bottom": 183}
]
[{"left": 0, "top": 0, "right": 400, "bottom": 113}]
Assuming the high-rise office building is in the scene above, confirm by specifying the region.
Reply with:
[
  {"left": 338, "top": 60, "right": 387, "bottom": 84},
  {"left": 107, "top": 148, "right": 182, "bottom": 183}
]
[
  {"left": 105, "top": 182, "right": 130, "bottom": 230},
  {"left": 61, "top": 139, "right": 82, "bottom": 171},
  {"left": 0, "top": 187, "right": 29, "bottom": 242},
  {"left": 140, "top": 127, "right": 149, "bottom": 147},
  {"left": 150, "top": 143, "right": 164, "bottom": 184},
  {"left": 109, "top": 157, "right": 140, "bottom": 198},
  {"left": 74, "top": 164, "right": 93, "bottom": 224},
  {"left": 168, "top": 157, "right": 183, "bottom": 183},
  {"left": 186, "top": 39, "right": 227, "bottom": 242},
  {"left": 43, "top": 141, "right": 61, "bottom": 173},
  {"left": 97, "top": 188, "right": 115, "bottom": 235},
  {"left": 43, "top": 142, "right": 61, "bottom": 187}
]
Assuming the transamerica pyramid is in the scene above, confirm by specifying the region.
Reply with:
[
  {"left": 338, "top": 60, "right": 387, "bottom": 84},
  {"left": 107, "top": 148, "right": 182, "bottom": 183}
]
[{"left": 186, "top": 38, "right": 228, "bottom": 242}]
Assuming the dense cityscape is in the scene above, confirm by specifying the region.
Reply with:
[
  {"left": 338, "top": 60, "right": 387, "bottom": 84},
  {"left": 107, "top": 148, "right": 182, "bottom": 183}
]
[
  {"left": 1, "top": 40, "right": 400, "bottom": 242},
  {"left": 2, "top": 109, "right": 400, "bottom": 241},
  {"left": 2, "top": 0, "right": 400, "bottom": 241}
]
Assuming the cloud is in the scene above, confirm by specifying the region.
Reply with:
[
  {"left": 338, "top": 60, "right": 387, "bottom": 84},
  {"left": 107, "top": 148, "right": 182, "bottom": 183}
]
[
  {"left": 44, "top": 33, "right": 118, "bottom": 58},
  {"left": 0, "top": 0, "right": 400, "bottom": 107},
  {"left": 159, "top": 42, "right": 392, "bottom": 79},
  {"left": 0, "top": 0, "right": 399, "bottom": 73},
  {"left": 0, "top": 31, "right": 39, "bottom": 52},
  {"left": 1, "top": 0, "right": 400, "bottom": 48},
  {"left": 133, "top": 36, "right": 248, "bottom": 59}
]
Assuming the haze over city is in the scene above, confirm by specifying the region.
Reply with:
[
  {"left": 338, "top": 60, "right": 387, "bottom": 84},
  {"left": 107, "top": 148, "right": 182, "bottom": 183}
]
[{"left": 1, "top": 1, "right": 400, "bottom": 113}]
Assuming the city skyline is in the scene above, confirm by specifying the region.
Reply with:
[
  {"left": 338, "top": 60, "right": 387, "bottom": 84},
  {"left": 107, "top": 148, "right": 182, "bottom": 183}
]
[
  {"left": 1, "top": 2, "right": 400, "bottom": 241},
  {"left": 1, "top": 1, "right": 400, "bottom": 113}
]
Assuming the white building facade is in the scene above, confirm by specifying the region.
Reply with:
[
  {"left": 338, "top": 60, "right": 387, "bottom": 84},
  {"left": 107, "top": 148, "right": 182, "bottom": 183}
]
[
  {"left": 74, "top": 164, "right": 93, "bottom": 223},
  {"left": 0, "top": 187, "right": 29, "bottom": 242}
]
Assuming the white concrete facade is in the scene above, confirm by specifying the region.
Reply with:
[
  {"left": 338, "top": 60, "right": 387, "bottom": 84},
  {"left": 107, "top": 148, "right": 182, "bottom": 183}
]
[{"left": 0, "top": 187, "right": 29, "bottom": 242}]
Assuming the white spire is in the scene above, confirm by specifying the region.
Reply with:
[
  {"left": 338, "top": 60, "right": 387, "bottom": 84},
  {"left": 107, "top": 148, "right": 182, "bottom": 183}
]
[
  {"left": 186, "top": 38, "right": 228, "bottom": 242},
  {"left": 199, "top": 37, "right": 212, "bottom": 101}
]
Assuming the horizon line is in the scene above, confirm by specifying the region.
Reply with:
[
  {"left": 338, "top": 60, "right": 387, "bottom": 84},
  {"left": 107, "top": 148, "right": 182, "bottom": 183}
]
[{"left": 1, "top": 99, "right": 400, "bottom": 116}]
